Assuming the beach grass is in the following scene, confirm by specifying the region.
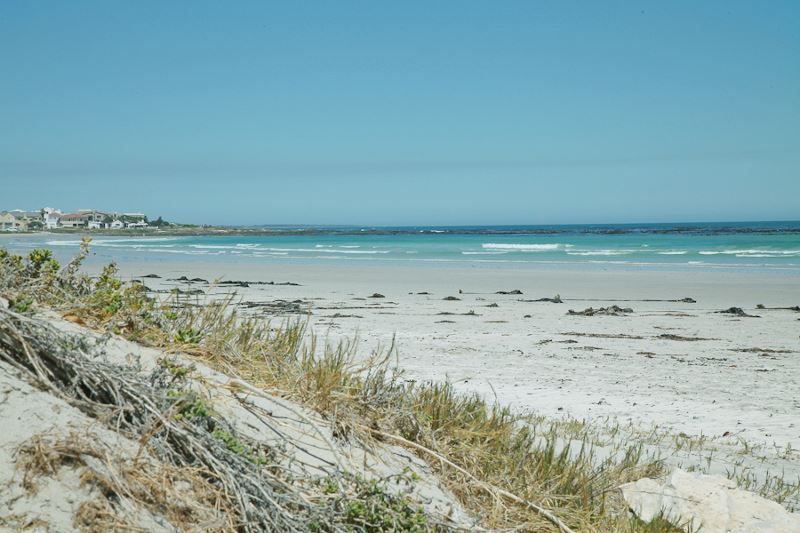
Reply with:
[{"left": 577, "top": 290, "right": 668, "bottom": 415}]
[{"left": 0, "top": 241, "right": 702, "bottom": 531}]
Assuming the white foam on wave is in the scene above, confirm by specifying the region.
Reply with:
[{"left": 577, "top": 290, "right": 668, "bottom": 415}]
[
  {"left": 566, "top": 250, "right": 633, "bottom": 256},
  {"left": 277, "top": 247, "right": 388, "bottom": 255},
  {"left": 94, "top": 237, "right": 179, "bottom": 244},
  {"left": 46, "top": 241, "right": 178, "bottom": 249},
  {"left": 102, "top": 244, "right": 177, "bottom": 249},
  {"left": 481, "top": 243, "right": 565, "bottom": 251},
  {"left": 190, "top": 244, "right": 388, "bottom": 255},
  {"left": 139, "top": 248, "right": 225, "bottom": 256},
  {"left": 190, "top": 244, "right": 236, "bottom": 250},
  {"left": 462, "top": 251, "right": 508, "bottom": 255},
  {"left": 46, "top": 237, "right": 179, "bottom": 247},
  {"left": 699, "top": 249, "right": 800, "bottom": 256},
  {"left": 657, "top": 251, "right": 688, "bottom": 255}
]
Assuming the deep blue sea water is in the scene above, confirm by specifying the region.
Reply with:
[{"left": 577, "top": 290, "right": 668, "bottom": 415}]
[{"left": 4, "top": 221, "right": 800, "bottom": 273}]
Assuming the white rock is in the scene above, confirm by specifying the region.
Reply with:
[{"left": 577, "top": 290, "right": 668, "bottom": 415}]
[{"left": 621, "top": 469, "right": 800, "bottom": 532}]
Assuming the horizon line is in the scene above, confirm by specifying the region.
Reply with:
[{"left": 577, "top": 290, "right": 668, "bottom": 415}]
[{"left": 226, "top": 219, "right": 800, "bottom": 229}]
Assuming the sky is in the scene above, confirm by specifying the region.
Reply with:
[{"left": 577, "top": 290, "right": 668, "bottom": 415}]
[{"left": 1, "top": 1, "right": 798, "bottom": 226}]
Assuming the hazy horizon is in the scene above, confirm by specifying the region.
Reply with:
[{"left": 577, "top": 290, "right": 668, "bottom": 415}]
[
  {"left": 2, "top": 1, "right": 798, "bottom": 225},
  {"left": 221, "top": 219, "right": 800, "bottom": 228}
]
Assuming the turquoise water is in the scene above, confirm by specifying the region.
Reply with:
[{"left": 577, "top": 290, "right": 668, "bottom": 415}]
[{"left": 4, "top": 222, "right": 800, "bottom": 273}]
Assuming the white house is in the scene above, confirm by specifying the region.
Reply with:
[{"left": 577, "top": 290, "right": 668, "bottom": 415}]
[
  {"left": 110, "top": 220, "right": 125, "bottom": 230},
  {"left": 126, "top": 221, "right": 149, "bottom": 229},
  {"left": 88, "top": 220, "right": 104, "bottom": 229},
  {"left": 43, "top": 208, "right": 62, "bottom": 229}
]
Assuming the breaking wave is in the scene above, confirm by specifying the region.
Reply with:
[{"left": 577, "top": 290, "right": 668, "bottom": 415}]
[
  {"left": 46, "top": 238, "right": 179, "bottom": 247},
  {"left": 699, "top": 249, "right": 800, "bottom": 256},
  {"left": 189, "top": 245, "right": 389, "bottom": 255},
  {"left": 566, "top": 250, "right": 635, "bottom": 256},
  {"left": 481, "top": 243, "right": 567, "bottom": 251}
]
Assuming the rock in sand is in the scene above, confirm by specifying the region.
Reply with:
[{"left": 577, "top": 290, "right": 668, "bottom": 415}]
[
  {"left": 717, "top": 307, "right": 760, "bottom": 318},
  {"left": 621, "top": 469, "right": 800, "bottom": 532},
  {"left": 568, "top": 305, "right": 632, "bottom": 316}
]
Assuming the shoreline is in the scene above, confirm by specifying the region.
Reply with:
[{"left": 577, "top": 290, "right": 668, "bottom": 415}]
[
  {"left": 7, "top": 235, "right": 800, "bottom": 276},
  {"left": 6, "top": 230, "right": 800, "bottom": 278}
]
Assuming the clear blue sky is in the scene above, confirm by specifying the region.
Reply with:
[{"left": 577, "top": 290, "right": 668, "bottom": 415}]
[{"left": 1, "top": 1, "right": 798, "bottom": 226}]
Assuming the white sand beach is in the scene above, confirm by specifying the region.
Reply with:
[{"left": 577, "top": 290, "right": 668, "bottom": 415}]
[
  {"left": 4, "top": 258, "right": 799, "bottom": 530},
  {"left": 109, "top": 260, "right": 800, "bottom": 497}
]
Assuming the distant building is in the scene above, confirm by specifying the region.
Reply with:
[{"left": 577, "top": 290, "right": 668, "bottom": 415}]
[
  {"left": 0, "top": 207, "right": 154, "bottom": 231},
  {"left": 0, "top": 212, "right": 22, "bottom": 231},
  {"left": 59, "top": 213, "right": 88, "bottom": 228},
  {"left": 83, "top": 210, "right": 111, "bottom": 222},
  {"left": 60, "top": 210, "right": 108, "bottom": 228},
  {"left": 43, "top": 208, "right": 62, "bottom": 229},
  {"left": 0, "top": 209, "right": 44, "bottom": 230},
  {"left": 9, "top": 210, "right": 42, "bottom": 222}
]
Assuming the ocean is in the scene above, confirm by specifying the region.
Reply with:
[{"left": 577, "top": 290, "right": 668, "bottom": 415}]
[{"left": 4, "top": 221, "right": 800, "bottom": 273}]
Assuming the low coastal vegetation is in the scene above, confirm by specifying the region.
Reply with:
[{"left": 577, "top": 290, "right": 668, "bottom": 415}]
[{"left": 0, "top": 241, "right": 705, "bottom": 531}]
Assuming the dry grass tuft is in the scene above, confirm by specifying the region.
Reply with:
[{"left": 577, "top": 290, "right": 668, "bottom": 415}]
[{"left": 17, "top": 432, "right": 231, "bottom": 531}]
